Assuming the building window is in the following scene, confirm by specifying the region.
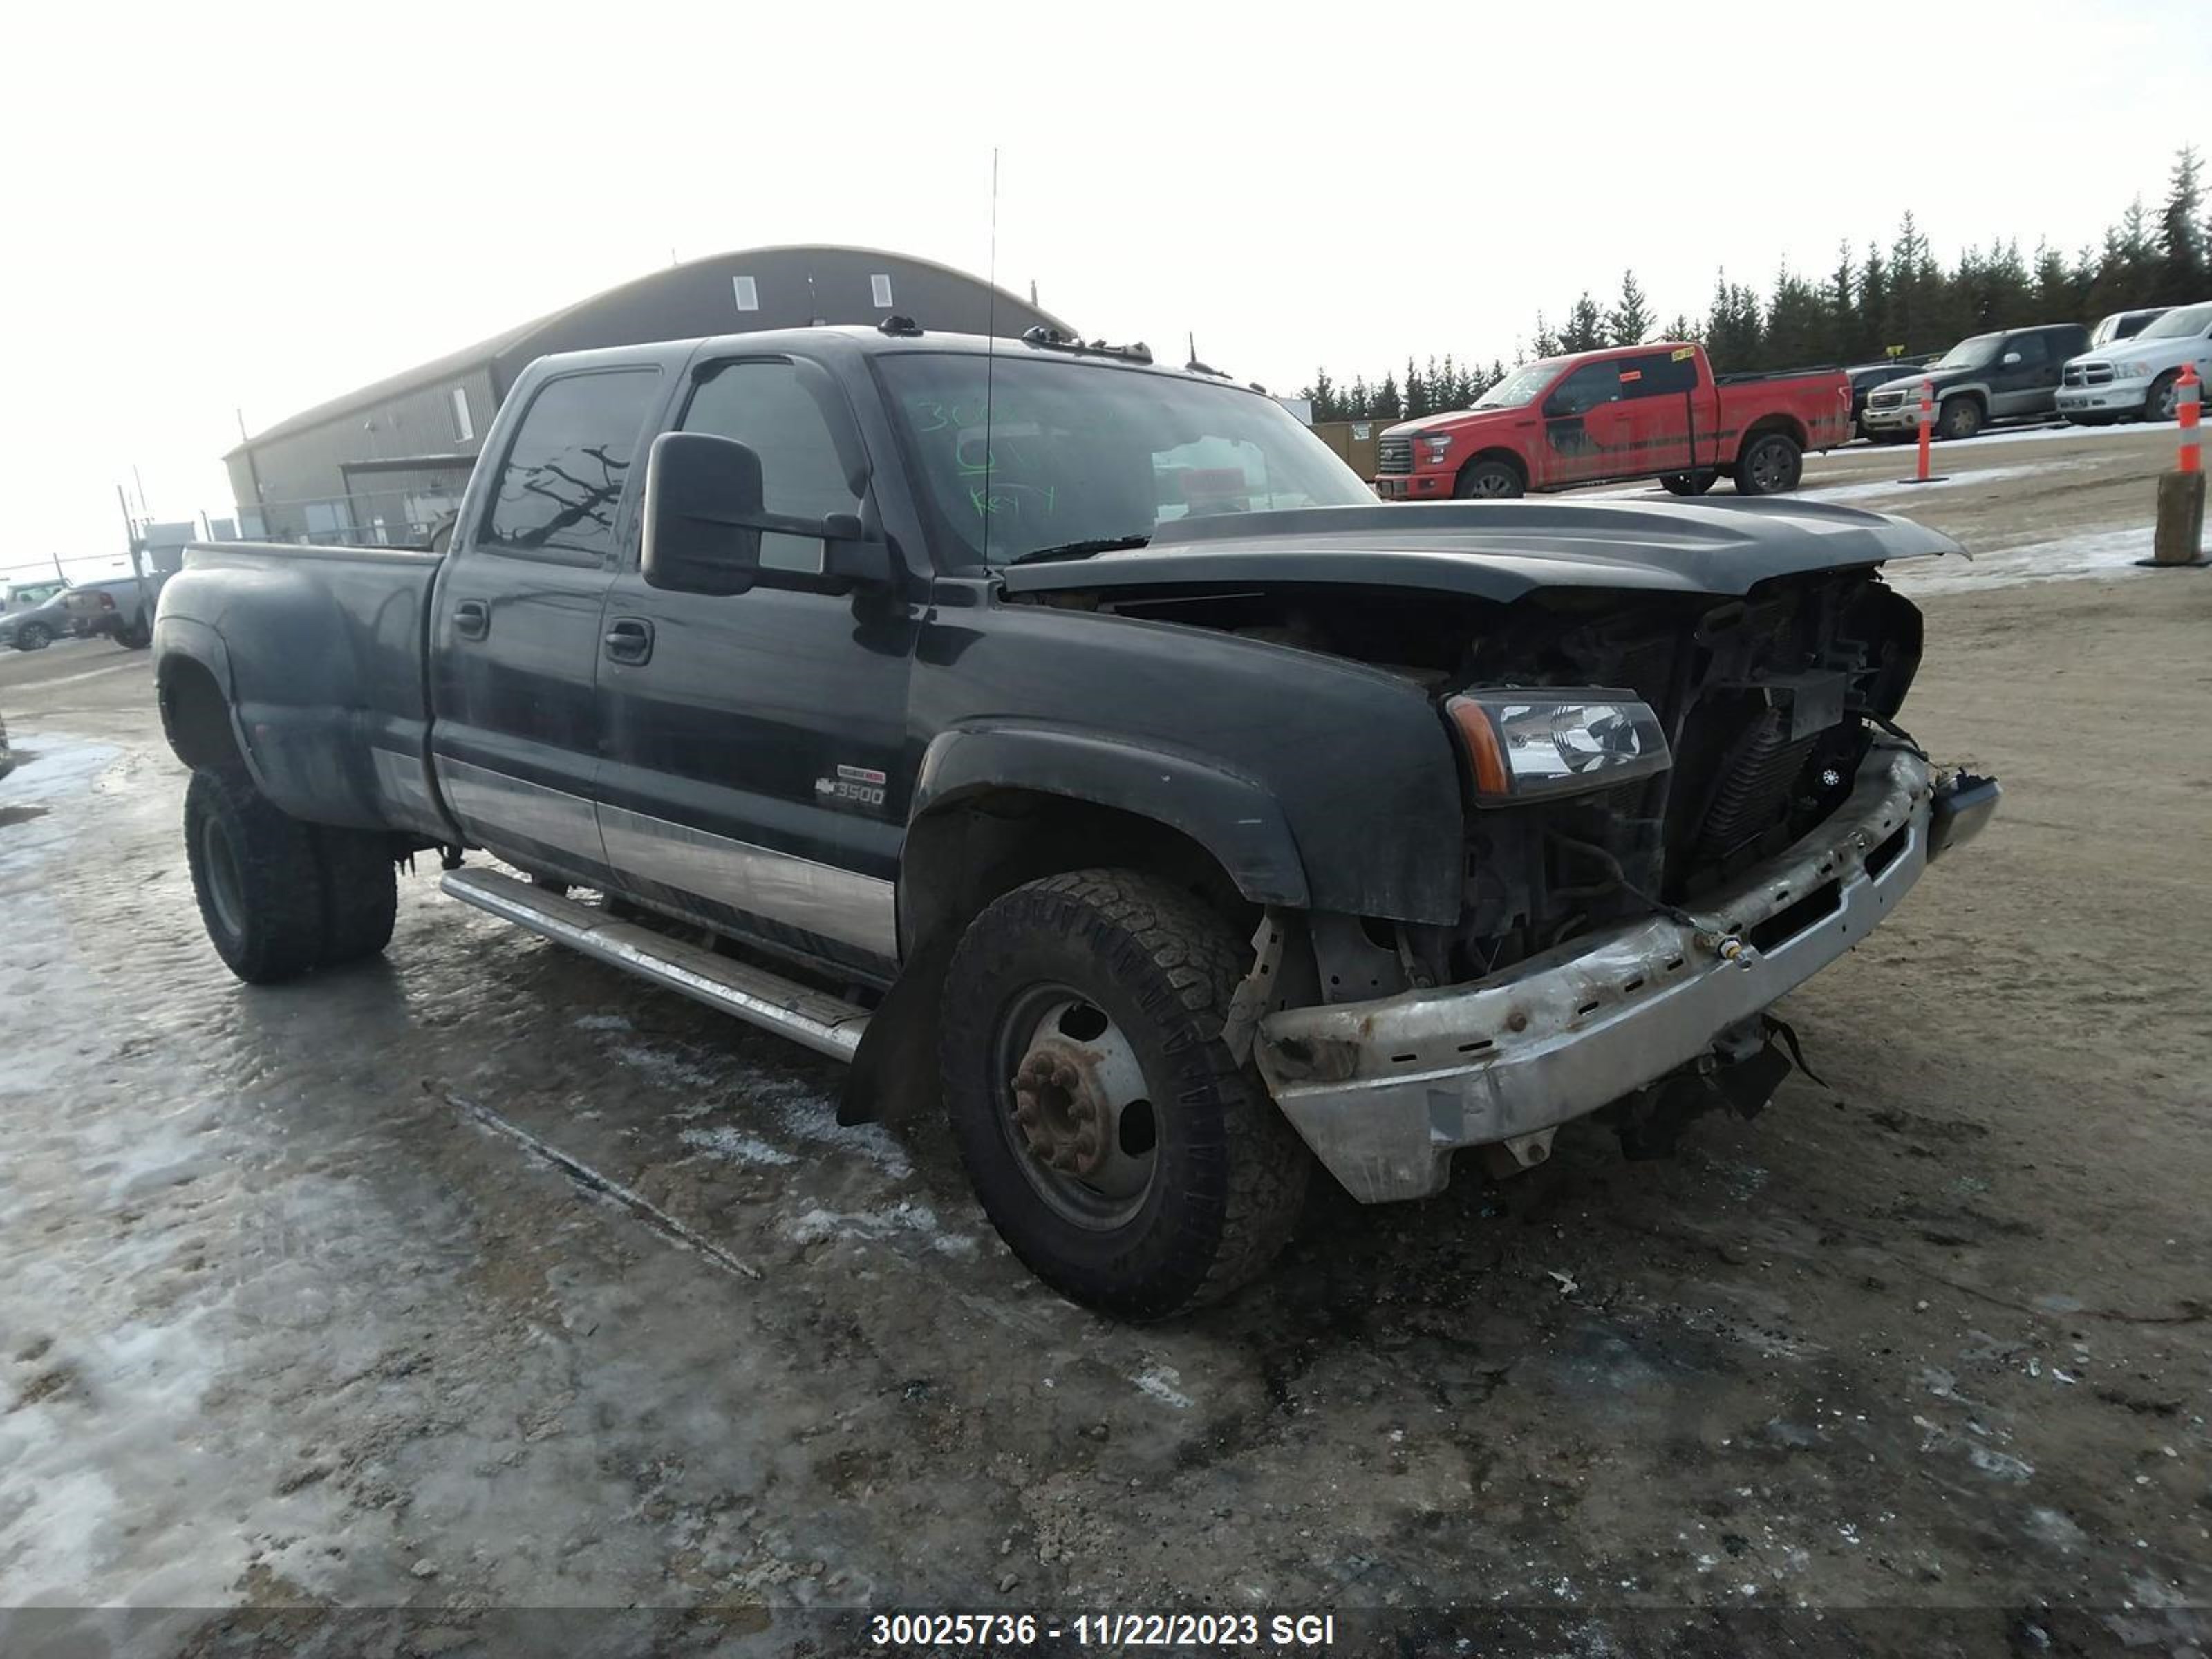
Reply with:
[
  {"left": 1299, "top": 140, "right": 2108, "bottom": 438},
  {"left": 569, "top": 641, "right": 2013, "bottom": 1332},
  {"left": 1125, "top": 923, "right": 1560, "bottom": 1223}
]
[
  {"left": 450, "top": 386, "right": 474, "bottom": 442},
  {"left": 732, "top": 275, "right": 759, "bottom": 312},
  {"left": 871, "top": 274, "right": 894, "bottom": 309}
]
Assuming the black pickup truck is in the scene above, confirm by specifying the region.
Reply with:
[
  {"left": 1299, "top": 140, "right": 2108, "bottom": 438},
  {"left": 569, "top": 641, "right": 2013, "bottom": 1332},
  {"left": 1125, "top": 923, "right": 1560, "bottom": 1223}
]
[{"left": 155, "top": 322, "right": 1998, "bottom": 1318}]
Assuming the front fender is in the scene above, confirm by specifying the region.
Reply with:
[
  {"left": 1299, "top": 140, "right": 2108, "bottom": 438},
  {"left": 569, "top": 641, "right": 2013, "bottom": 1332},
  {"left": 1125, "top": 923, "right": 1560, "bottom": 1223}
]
[{"left": 911, "top": 720, "right": 1310, "bottom": 909}]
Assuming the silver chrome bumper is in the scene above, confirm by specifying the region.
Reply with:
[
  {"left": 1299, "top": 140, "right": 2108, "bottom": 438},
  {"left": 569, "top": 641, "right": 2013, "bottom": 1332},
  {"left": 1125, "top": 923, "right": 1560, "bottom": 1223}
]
[{"left": 1255, "top": 749, "right": 1982, "bottom": 1203}]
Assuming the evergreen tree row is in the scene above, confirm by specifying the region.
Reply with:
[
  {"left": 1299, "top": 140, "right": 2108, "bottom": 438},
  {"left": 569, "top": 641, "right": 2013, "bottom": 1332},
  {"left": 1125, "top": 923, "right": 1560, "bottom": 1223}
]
[{"left": 1300, "top": 145, "right": 2206, "bottom": 424}]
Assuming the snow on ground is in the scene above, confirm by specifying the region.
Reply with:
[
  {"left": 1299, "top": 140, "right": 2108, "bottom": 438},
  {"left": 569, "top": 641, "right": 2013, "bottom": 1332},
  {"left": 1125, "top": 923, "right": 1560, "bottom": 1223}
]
[
  {"left": 1799, "top": 461, "right": 2089, "bottom": 505},
  {"left": 1888, "top": 525, "right": 2168, "bottom": 595}
]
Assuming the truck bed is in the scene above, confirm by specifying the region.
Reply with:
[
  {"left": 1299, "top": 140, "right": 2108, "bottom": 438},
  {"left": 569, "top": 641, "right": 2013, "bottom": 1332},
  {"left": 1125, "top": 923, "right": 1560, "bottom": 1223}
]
[{"left": 156, "top": 541, "right": 453, "bottom": 841}]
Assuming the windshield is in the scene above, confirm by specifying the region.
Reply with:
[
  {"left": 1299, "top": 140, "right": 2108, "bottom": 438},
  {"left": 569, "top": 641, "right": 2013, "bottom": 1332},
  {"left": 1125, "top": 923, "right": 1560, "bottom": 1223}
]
[
  {"left": 1927, "top": 333, "right": 2003, "bottom": 372},
  {"left": 1473, "top": 359, "right": 1564, "bottom": 409},
  {"left": 2137, "top": 302, "right": 2212, "bottom": 341},
  {"left": 879, "top": 354, "right": 1376, "bottom": 566}
]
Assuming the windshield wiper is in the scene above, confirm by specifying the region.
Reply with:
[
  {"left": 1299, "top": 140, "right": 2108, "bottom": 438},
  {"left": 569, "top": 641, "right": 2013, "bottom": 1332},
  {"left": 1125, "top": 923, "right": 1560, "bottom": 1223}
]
[{"left": 1004, "top": 535, "right": 1152, "bottom": 567}]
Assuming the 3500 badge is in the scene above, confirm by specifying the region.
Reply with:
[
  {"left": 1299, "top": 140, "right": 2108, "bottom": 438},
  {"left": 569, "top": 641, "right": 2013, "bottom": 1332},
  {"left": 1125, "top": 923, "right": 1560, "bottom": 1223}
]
[{"left": 816, "top": 763, "right": 888, "bottom": 809}]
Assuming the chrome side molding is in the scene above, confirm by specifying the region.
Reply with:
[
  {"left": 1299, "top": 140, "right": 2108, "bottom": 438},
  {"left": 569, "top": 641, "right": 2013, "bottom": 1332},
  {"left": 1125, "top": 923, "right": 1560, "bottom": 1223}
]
[{"left": 440, "top": 868, "right": 869, "bottom": 1062}]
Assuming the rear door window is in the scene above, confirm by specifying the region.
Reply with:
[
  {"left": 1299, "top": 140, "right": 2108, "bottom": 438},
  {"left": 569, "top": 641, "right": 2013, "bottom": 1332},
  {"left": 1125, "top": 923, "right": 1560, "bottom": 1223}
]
[
  {"left": 1616, "top": 350, "right": 1699, "bottom": 399},
  {"left": 480, "top": 368, "right": 662, "bottom": 563}
]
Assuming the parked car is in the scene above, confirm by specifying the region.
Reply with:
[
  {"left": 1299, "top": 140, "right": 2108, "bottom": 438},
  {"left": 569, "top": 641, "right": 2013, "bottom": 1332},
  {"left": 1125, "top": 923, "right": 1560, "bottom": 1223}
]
[
  {"left": 1846, "top": 356, "right": 1937, "bottom": 441},
  {"left": 0, "top": 585, "right": 76, "bottom": 651},
  {"left": 62, "top": 570, "right": 166, "bottom": 648},
  {"left": 1859, "top": 322, "right": 2091, "bottom": 441},
  {"left": 153, "top": 324, "right": 1998, "bottom": 1318},
  {"left": 2057, "top": 300, "right": 2212, "bottom": 425},
  {"left": 2088, "top": 307, "right": 2170, "bottom": 350},
  {"left": 1374, "top": 343, "right": 1851, "bottom": 499},
  {"left": 2, "top": 579, "right": 68, "bottom": 614}
]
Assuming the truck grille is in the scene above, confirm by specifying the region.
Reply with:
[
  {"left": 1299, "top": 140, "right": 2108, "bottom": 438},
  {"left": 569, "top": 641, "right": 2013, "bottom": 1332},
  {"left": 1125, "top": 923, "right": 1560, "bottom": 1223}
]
[
  {"left": 2064, "top": 363, "right": 2114, "bottom": 387},
  {"left": 1866, "top": 389, "right": 1906, "bottom": 411},
  {"left": 1376, "top": 437, "right": 1414, "bottom": 475}
]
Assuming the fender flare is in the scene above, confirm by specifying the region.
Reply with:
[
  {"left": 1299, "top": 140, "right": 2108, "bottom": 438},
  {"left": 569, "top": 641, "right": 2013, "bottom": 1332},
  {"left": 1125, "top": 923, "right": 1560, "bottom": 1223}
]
[
  {"left": 907, "top": 720, "right": 1311, "bottom": 912},
  {"left": 152, "top": 617, "right": 263, "bottom": 789}
]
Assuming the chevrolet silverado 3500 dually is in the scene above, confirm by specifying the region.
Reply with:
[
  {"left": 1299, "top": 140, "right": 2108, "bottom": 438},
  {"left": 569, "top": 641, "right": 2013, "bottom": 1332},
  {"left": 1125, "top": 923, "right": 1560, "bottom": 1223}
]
[{"left": 156, "top": 322, "right": 1998, "bottom": 1318}]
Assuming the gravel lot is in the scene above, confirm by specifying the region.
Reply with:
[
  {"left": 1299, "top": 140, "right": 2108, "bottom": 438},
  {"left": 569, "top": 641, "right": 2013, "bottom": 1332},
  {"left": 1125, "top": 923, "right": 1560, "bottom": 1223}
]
[{"left": 3, "top": 429, "right": 2207, "bottom": 1658}]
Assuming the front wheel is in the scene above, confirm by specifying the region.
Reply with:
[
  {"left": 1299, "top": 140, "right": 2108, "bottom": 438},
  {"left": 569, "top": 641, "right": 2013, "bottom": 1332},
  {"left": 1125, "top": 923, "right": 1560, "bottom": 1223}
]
[
  {"left": 1660, "top": 469, "right": 1718, "bottom": 496},
  {"left": 939, "top": 870, "right": 1311, "bottom": 1320},
  {"left": 1938, "top": 397, "right": 1984, "bottom": 441},
  {"left": 1453, "top": 458, "right": 1524, "bottom": 499},
  {"left": 1733, "top": 432, "right": 1803, "bottom": 495},
  {"left": 2144, "top": 371, "right": 2182, "bottom": 424},
  {"left": 13, "top": 622, "right": 52, "bottom": 651}
]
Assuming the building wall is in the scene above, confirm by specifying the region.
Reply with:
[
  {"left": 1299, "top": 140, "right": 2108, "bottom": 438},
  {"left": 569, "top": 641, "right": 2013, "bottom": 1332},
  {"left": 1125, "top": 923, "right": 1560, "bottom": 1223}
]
[
  {"left": 238, "top": 365, "right": 498, "bottom": 541},
  {"left": 231, "top": 247, "right": 1061, "bottom": 543}
]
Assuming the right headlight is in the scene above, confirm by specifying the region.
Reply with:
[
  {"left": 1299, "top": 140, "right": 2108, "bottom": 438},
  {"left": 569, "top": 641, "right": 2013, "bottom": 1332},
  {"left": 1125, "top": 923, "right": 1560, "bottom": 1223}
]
[{"left": 1445, "top": 691, "right": 1671, "bottom": 803}]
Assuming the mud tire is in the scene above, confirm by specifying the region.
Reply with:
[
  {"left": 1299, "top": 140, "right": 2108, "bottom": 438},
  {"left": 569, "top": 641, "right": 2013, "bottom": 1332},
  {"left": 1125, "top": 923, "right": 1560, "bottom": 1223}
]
[
  {"left": 314, "top": 826, "right": 398, "bottom": 967},
  {"left": 939, "top": 869, "right": 1311, "bottom": 1320},
  {"left": 185, "top": 767, "right": 328, "bottom": 984}
]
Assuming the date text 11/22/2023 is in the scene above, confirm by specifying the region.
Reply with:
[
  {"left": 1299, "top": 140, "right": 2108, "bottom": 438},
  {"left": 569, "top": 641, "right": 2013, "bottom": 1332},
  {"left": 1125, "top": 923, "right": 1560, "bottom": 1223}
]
[{"left": 869, "top": 1611, "right": 1338, "bottom": 1648}]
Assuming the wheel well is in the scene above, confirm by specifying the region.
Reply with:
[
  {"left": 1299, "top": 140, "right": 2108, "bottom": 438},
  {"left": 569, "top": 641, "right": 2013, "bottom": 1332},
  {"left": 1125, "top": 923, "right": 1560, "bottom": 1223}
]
[
  {"left": 1741, "top": 415, "right": 1808, "bottom": 451},
  {"left": 1938, "top": 388, "right": 1988, "bottom": 414},
  {"left": 1457, "top": 448, "right": 1527, "bottom": 488},
  {"left": 159, "top": 659, "right": 244, "bottom": 772},
  {"left": 900, "top": 791, "right": 1253, "bottom": 955}
]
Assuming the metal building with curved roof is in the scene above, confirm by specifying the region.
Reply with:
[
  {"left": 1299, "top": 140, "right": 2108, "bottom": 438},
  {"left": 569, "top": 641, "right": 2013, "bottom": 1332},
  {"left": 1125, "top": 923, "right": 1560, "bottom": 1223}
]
[{"left": 227, "top": 245, "right": 1067, "bottom": 543}]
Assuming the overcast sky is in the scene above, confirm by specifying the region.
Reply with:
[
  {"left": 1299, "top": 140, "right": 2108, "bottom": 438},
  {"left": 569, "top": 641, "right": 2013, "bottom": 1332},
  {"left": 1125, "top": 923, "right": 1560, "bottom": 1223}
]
[{"left": 6, "top": 0, "right": 2207, "bottom": 577}]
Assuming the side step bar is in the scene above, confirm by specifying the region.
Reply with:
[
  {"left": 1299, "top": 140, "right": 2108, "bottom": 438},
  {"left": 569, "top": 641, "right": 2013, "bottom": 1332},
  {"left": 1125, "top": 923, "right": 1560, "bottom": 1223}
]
[{"left": 440, "top": 868, "right": 869, "bottom": 1062}]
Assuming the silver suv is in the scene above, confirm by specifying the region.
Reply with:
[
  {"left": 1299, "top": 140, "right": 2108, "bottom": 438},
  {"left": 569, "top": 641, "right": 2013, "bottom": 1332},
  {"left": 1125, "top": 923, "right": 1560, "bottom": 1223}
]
[{"left": 2058, "top": 301, "right": 2212, "bottom": 424}]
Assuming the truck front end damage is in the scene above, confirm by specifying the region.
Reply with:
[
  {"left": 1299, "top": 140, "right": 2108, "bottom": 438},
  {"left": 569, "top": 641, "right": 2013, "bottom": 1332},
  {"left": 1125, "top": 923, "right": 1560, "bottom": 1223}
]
[
  {"left": 1230, "top": 562, "right": 1991, "bottom": 1201},
  {"left": 1254, "top": 744, "right": 1994, "bottom": 1201}
]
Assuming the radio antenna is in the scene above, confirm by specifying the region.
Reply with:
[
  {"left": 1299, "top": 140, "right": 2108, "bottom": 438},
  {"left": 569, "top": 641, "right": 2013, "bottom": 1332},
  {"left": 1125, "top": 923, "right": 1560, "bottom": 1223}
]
[{"left": 981, "top": 145, "right": 1000, "bottom": 567}]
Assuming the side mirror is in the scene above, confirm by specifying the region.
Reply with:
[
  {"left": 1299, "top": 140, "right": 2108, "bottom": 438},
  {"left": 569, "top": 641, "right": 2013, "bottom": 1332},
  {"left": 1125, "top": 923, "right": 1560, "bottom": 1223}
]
[
  {"left": 641, "top": 431, "right": 894, "bottom": 596},
  {"left": 642, "top": 431, "right": 767, "bottom": 596},
  {"left": 2001, "top": 351, "right": 2023, "bottom": 366}
]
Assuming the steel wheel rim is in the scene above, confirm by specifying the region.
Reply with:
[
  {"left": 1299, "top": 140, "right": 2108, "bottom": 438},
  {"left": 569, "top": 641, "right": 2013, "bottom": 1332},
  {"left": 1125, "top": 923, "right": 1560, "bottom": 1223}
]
[
  {"left": 202, "top": 815, "right": 247, "bottom": 939},
  {"left": 2154, "top": 381, "right": 2178, "bottom": 420},
  {"left": 1472, "top": 469, "right": 1514, "bottom": 498},
  {"left": 1752, "top": 442, "right": 1789, "bottom": 491},
  {"left": 991, "top": 984, "right": 1159, "bottom": 1230}
]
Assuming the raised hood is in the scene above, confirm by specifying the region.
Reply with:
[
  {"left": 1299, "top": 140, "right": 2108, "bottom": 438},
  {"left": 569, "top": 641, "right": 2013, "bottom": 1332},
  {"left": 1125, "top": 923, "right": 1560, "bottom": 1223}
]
[{"left": 997, "top": 500, "right": 1958, "bottom": 605}]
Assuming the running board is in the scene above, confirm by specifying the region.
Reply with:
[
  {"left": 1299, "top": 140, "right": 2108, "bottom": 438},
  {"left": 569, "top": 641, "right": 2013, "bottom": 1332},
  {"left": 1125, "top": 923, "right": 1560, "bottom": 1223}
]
[{"left": 439, "top": 868, "right": 868, "bottom": 1062}]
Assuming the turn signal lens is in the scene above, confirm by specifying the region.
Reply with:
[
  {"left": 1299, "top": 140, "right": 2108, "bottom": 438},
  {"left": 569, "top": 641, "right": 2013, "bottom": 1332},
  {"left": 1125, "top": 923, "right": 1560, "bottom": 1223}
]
[{"left": 1445, "top": 691, "right": 1671, "bottom": 803}]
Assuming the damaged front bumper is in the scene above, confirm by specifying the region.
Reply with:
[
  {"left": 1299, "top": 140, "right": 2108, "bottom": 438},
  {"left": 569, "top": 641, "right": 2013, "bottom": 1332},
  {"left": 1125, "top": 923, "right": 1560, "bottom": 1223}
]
[{"left": 1253, "top": 747, "right": 1994, "bottom": 1203}]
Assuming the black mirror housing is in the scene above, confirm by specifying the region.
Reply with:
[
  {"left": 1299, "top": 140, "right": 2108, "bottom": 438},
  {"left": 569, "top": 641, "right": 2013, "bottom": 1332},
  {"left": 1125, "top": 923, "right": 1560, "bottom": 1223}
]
[{"left": 642, "top": 431, "right": 766, "bottom": 596}]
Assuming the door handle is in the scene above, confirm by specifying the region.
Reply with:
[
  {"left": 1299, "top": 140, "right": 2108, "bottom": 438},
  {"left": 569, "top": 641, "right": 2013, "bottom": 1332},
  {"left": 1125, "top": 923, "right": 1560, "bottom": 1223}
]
[
  {"left": 453, "top": 599, "right": 489, "bottom": 641},
  {"left": 603, "top": 616, "right": 655, "bottom": 665}
]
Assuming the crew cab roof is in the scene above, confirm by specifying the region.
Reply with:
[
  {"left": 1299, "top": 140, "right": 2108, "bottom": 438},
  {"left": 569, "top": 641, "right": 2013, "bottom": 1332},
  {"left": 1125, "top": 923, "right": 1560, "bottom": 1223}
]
[
  {"left": 522, "top": 325, "right": 1277, "bottom": 395},
  {"left": 999, "top": 499, "right": 1958, "bottom": 604}
]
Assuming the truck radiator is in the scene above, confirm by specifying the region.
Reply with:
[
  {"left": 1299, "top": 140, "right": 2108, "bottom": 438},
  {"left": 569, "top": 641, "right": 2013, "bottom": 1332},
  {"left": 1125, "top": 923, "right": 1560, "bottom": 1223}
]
[{"left": 1690, "top": 706, "right": 1818, "bottom": 870}]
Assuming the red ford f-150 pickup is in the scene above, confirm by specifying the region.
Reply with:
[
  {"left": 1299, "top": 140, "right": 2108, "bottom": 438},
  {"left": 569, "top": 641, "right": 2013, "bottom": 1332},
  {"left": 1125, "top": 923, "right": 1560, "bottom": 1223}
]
[{"left": 1376, "top": 343, "right": 1852, "bottom": 500}]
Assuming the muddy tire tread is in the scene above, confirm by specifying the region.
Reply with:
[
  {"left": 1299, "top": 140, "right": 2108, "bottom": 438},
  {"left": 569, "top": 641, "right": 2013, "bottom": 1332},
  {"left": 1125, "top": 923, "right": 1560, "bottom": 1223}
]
[
  {"left": 313, "top": 826, "right": 398, "bottom": 967},
  {"left": 184, "top": 766, "right": 326, "bottom": 984},
  {"left": 941, "top": 868, "right": 1309, "bottom": 1318}
]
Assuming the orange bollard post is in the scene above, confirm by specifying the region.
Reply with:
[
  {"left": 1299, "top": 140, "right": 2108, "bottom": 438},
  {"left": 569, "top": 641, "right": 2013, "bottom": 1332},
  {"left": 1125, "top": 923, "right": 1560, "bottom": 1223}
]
[
  {"left": 2141, "top": 362, "right": 2207, "bottom": 568},
  {"left": 2180, "top": 362, "right": 2201, "bottom": 474},
  {"left": 1897, "top": 375, "right": 1949, "bottom": 485}
]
